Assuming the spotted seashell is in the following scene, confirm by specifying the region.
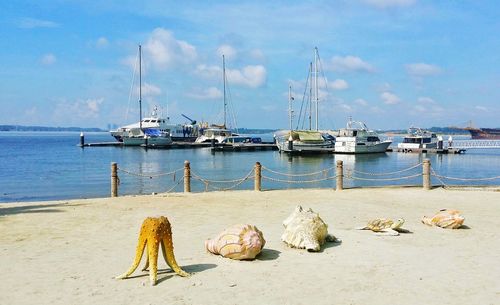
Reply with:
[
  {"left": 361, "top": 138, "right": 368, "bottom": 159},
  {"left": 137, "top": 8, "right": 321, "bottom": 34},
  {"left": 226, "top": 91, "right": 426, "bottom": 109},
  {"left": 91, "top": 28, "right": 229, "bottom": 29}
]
[
  {"left": 422, "top": 209, "right": 465, "bottom": 229},
  {"left": 205, "top": 224, "right": 266, "bottom": 260}
]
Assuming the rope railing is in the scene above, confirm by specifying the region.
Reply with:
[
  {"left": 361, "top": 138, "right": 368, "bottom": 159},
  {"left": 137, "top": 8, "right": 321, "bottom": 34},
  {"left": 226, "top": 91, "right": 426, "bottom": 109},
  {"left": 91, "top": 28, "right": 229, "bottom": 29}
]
[
  {"left": 190, "top": 169, "right": 255, "bottom": 191},
  {"left": 109, "top": 159, "right": 499, "bottom": 197},
  {"left": 348, "top": 163, "right": 422, "bottom": 176},
  {"left": 117, "top": 166, "right": 183, "bottom": 179},
  {"left": 261, "top": 165, "right": 335, "bottom": 177}
]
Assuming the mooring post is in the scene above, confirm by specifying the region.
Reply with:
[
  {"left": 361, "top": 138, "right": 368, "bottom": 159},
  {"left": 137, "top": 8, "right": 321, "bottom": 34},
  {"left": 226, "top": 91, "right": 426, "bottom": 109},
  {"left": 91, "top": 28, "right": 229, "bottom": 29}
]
[
  {"left": 336, "top": 160, "right": 343, "bottom": 191},
  {"left": 254, "top": 162, "right": 262, "bottom": 191},
  {"left": 111, "top": 162, "right": 118, "bottom": 197},
  {"left": 184, "top": 160, "right": 191, "bottom": 193},
  {"left": 423, "top": 159, "right": 431, "bottom": 190},
  {"left": 79, "top": 132, "right": 85, "bottom": 147}
]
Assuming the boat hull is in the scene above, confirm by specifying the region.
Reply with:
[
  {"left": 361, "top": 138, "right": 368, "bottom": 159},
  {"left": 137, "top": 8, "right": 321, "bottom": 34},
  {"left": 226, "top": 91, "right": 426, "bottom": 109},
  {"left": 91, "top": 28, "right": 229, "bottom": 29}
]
[
  {"left": 335, "top": 140, "right": 391, "bottom": 154},
  {"left": 467, "top": 128, "right": 500, "bottom": 140}
]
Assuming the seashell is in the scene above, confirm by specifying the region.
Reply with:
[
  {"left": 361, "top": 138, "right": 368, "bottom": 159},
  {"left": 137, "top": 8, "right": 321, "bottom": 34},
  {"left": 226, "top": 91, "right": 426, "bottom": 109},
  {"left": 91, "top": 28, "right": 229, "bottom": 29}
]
[
  {"left": 422, "top": 209, "right": 465, "bottom": 229},
  {"left": 205, "top": 224, "right": 265, "bottom": 260},
  {"left": 357, "top": 218, "right": 409, "bottom": 236},
  {"left": 281, "top": 206, "right": 339, "bottom": 252}
]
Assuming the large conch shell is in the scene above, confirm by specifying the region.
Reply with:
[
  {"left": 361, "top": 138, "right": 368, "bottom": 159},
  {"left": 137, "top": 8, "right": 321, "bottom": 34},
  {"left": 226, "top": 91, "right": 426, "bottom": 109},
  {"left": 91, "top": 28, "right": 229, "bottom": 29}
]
[
  {"left": 205, "top": 224, "right": 266, "bottom": 260},
  {"left": 422, "top": 209, "right": 465, "bottom": 229},
  {"left": 281, "top": 206, "right": 339, "bottom": 252}
]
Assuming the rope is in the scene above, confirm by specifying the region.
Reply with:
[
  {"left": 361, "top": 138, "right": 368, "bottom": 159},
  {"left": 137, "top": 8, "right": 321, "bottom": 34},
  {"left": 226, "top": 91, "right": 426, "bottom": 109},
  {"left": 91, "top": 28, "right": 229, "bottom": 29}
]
[
  {"left": 117, "top": 167, "right": 183, "bottom": 179},
  {"left": 261, "top": 165, "right": 335, "bottom": 177},
  {"left": 165, "top": 179, "right": 183, "bottom": 193},
  {"left": 348, "top": 173, "right": 422, "bottom": 181},
  {"left": 349, "top": 163, "right": 422, "bottom": 176},
  {"left": 431, "top": 171, "right": 500, "bottom": 181},
  {"left": 261, "top": 175, "right": 336, "bottom": 184},
  {"left": 431, "top": 168, "right": 449, "bottom": 189},
  {"left": 190, "top": 169, "right": 255, "bottom": 191}
]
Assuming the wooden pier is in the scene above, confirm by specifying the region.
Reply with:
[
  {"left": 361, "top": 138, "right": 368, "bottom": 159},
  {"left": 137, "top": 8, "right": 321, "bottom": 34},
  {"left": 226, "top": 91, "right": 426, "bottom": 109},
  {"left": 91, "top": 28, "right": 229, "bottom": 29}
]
[
  {"left": 388, "top": 147, "right": 466, "bottom": 154},
  {"left": 211, "top": 143, "right": 278, "bottom": 152}
]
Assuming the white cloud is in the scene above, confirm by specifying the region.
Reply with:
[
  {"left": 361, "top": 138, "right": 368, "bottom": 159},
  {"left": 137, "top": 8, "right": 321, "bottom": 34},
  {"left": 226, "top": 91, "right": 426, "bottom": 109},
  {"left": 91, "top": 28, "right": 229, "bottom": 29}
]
[
  {"left": 338, "top": 104, "right": 353, "bottom": 112},
  {"left": 249, "top": 49, "right": 266, "bottom": 61},
  {"left": 363, "top": 0, "right": 416, "bottom": 9},
  {"left": 96, "top": 37, "right": 109, "bottom": 48},
  {"left": 41, "top": 53, "right": 56, "bottom": 65},
  {"left": 53, "top": 98, "right": 104, "bottom": 122},
  {"left": 417, "top": 97, "right": 435, "bottom": 104},
  {"left": 475, "top": 106, "right": 487, "bottom": 111},
  {"left": 196, "top": 64, "right": 267, "bottom": 88},
  {"left": 354, "top": 98, "right": 368, "bottom": 106},
  {"left": 217, "top": 44, "right": 237, "bottom": 60},
  {"left": 406, "top": 63, "right": 442, "bottom": 77},
  {"left": 381, "top": 91, "right": 400, "bottom": 104},
  {"left": 18, "top": 18, "right": 59, "bottom": 29},
  {"left": 227, "top": 65, "right": 267, "bottom": 88},
  {"left": 142, "top": 28, "right": 197, "bottom": 70},
  {"left": 327, "top": 55, "right": 375, "bottom": 73},
  {"left": 138, "top": 83, "right": 162, "bottom": 97},
  {"left": 186, "top": 87, "right": 223, "bottom": 100},
  {"left": 329, "top": 79, "right": 349, "bottom": 90}
]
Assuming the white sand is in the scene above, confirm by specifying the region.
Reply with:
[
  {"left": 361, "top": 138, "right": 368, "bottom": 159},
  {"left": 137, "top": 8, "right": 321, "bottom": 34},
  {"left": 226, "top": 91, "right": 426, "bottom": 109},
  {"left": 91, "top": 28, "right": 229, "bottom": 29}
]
[{"left": 1, "top": 188, "right": 499, "bottom": 305}]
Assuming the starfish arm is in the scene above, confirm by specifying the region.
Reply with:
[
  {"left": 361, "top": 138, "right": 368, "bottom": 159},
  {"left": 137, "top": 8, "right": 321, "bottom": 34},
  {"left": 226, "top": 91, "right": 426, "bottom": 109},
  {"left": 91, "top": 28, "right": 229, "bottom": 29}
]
[
  {"left": 147, "top": 238, "right": 160, "bottom": 285},
  {"left": 116, "top": 238, "right": 147, "bottom": 279},
  {"left": 162, "top": 230, "right": 190, "bottom": 277},
  {"left": 141, "top": 245, "right": 150, "bottom": 271}
]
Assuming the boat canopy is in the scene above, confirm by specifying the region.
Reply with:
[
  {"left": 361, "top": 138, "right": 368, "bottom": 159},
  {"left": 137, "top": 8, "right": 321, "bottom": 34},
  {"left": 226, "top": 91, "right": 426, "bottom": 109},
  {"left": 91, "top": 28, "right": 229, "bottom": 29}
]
[{"left": 290, "top": 130, "right": 324, "bottom": 143}]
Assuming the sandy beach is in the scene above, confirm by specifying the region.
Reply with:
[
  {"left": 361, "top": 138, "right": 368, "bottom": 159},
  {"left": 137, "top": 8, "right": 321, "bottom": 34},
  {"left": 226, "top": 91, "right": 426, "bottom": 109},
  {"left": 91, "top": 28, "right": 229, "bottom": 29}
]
[{"left": 1, "top": 187, "right": 499, "bottom": 305}]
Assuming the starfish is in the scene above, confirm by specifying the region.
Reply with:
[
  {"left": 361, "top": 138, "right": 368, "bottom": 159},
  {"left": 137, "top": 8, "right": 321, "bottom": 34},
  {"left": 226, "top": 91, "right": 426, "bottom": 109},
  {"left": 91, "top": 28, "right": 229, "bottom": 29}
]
[{"left": 116, "top": 216, "right": 189, "bottom": 285}]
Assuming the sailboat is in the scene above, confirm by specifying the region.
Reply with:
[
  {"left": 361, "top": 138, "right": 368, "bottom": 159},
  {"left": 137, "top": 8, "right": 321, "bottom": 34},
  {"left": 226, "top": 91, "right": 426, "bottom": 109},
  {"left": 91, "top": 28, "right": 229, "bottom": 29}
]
[
  {"left": 275, "top": 47, "right": 335, "bottom": 153},
  {"left": 195, "top": 55, "right": 235, "bottom": 143},
  {"left": 111, "top": 45, "right": 173, "bottom": 147}
]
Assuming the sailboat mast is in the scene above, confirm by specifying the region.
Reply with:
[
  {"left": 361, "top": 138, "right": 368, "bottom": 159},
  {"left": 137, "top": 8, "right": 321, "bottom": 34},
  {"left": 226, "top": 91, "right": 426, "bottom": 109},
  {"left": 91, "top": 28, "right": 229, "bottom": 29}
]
[
  {"left": 314, "top": 47, "right": 319, "bottom": 131},
  {"left": 139, "top": 44, "right": 143, "bottom": 130},
  {"left": 288, "top": 85, "right": 293, "bottom": 130},
  {"left": 223, "top": 55, "right": 227, "bottom": 128},
  {"left": 309, "top": 62, "right": 313, "bottom": 130}
]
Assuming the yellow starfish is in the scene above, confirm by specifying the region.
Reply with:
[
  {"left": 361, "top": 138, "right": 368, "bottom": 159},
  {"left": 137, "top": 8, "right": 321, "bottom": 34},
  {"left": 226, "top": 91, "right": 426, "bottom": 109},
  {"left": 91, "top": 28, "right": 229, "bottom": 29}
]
[{"left": 116, "top": 216, "right": 189, "bottom": 285}]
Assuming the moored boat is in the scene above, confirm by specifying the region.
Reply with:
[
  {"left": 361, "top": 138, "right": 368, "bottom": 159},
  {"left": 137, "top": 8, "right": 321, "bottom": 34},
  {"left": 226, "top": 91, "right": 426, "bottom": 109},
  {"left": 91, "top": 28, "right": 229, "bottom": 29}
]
[
  {"left": 465, "top": 127, "right": 500, "bottom": 140},
  {"left": 397, "top": 127, "right": 438, "bottom": 152},
  {"left": 334, "top": 118, "right": 391, "bottom": 154}
]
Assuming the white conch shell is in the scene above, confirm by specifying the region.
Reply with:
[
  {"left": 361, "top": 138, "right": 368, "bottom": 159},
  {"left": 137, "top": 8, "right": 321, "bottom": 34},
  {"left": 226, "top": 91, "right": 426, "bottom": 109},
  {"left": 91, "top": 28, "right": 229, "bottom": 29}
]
[
  {"left": 281, "top": 206, "right": 338, "bottom": 252},
  {"left": 205, "top": 224, "right": 265, "bottom": 260},
  {"left": 422, "top": 209, "right": 465, "bottom": 229}
]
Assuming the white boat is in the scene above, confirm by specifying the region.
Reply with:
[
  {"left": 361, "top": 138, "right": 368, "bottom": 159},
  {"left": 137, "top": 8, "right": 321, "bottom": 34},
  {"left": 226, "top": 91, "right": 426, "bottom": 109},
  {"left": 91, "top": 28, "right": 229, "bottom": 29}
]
[
  {"left": 275, "top": 130, "right": 335, "bottom": 153},
  {"left": 111, "top": 107, "right": 199, "bottom": 142},
  {"left": 276, "top": 48, "right": 335, "bottom": 154},
  {"left": 195, "top": 55, "right": 235, "bottom": 143},
  {"left": 122, "top": 127, "right": 172, "bottom": 147},
  {"left": 334, "top": 118, "right": 391, "bottom": 154},
  {"left": 111, "top": 45, "right": 198, "bottom": 143},
  {"left": 397, "top": 127, "right": 438, "bottom": 152}
]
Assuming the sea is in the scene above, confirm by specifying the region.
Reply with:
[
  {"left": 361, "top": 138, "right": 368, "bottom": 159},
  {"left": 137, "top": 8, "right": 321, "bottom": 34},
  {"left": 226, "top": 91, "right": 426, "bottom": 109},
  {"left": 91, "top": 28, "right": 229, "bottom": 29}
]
[{"left": 1, "top": 131, "right": 499, "bottom": 203}]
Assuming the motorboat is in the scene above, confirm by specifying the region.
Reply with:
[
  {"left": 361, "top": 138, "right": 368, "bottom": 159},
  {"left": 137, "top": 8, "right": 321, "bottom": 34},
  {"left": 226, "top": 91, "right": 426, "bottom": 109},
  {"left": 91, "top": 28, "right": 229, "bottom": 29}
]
[
  {"left": 110, "top": 45, "right": 199, "bottom": 144},
  {"left": 397, "top": 127, "right": 439, "bottom": 152},
  {"left": 111, "top": 107, "right": 199, "bottom": 142},
  {"left": 275, "top": 130, "right": 335, "bottom": 153},
  {"left": 122, "top": 128, "right": 172, "bottom": 147},
  {"left": 334, "top": 118, "right": 391, "bottom": 154}
]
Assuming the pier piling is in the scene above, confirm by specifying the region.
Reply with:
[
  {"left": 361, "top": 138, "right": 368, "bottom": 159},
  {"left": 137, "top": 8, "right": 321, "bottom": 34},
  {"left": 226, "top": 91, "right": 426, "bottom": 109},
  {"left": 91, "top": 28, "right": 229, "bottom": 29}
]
[
  {"left": 423, "top": 159, "right": 431, "bottom": 190},
  {"left": 254, "top": 162, "right": 262, "bottom": 191},
  {"left": 79, "top": 132, "right": 85, "bottom": 147},
  {"left": 111, "top": 162, "right": 118, "bottom": 197},
  {"left": 336, "top": 160, "right": 343, "bottom": 191},
  {"left": 184, "top": 160, "right": 191, "bottom": 192}
]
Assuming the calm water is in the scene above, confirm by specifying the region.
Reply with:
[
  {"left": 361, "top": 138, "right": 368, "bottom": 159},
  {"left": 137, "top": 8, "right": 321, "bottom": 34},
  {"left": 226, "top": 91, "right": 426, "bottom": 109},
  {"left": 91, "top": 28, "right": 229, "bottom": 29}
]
[{"left": 1, "top": 131, "right": 499, "bottom": 203}]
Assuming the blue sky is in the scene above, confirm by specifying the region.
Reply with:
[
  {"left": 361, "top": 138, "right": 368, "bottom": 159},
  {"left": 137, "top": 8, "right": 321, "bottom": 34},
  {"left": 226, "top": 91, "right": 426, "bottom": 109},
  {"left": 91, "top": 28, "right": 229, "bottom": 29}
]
[{"left": 0, "top": 0, "right": 498, "bottom": 130}]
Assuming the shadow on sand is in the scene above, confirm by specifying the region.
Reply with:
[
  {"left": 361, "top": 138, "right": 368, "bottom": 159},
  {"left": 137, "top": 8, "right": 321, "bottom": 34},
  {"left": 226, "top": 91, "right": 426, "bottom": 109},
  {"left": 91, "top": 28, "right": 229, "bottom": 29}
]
[
  {"left": 256, "top": 248, "right": 281, "bottom": 261},
  {"left": 0, "top": 203, "right": 68, "bottom": 217}
]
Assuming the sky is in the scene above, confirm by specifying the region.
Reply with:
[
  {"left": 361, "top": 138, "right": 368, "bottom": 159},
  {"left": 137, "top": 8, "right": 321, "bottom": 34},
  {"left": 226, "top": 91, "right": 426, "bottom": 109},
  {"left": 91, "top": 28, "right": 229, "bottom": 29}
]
[{"left": 0, "top": 0, "right": 499, "bottom": 130}]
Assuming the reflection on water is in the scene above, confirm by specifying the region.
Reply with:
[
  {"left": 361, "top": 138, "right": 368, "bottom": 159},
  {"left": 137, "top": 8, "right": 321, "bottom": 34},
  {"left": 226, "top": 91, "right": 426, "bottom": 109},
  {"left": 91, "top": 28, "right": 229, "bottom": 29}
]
[{"left": 0, "top": 132, "right": 499, "bottom": 203}]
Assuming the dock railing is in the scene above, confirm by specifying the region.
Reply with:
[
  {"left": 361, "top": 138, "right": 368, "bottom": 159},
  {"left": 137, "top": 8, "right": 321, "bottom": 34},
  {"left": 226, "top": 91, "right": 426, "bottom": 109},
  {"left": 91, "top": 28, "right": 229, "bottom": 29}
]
[{"left": 110, "top": 159, "right": 500, "bottom": 197}]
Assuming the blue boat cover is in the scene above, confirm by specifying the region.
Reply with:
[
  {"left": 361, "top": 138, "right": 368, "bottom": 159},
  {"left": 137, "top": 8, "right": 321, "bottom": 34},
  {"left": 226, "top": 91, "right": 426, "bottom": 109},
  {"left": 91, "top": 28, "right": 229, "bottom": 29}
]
[{"left": 144, "top": 128, "right": 162, "bottom": 137}]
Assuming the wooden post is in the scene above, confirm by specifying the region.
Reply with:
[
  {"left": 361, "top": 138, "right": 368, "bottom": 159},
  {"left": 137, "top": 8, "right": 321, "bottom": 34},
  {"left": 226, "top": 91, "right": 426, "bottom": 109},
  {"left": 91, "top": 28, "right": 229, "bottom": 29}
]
[
  {"left": 79, "top": 132, "right": 85, "bottom": 147},
  {"left": 336, "top": 160, "right": 343, "bottom": 191},
  {"left": 423, "top": 159, "right": 431, "bottom": 190},
  {"left": 184, "top": 160, "right": 191, "bottom": 193},
  {"left": 254, "top": 162, "right": 262, "bottom": 191},
  {"left": 111, "top": 162, "right": 118, "bottom": 197}
]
